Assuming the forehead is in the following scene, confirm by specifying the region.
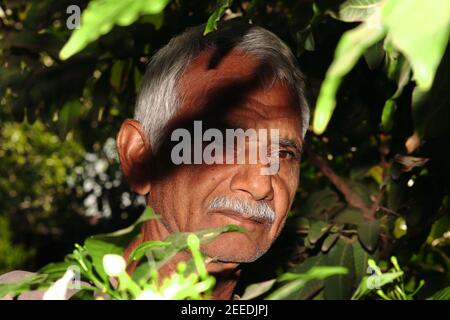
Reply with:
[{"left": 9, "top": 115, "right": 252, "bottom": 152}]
[{"left": 176, "top": 48, "right": 302, "bottom": 139}]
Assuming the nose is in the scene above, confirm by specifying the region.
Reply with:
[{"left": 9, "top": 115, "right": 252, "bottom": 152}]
[{"left": 230, "top": 164, "right": 274, "bottom": 201}]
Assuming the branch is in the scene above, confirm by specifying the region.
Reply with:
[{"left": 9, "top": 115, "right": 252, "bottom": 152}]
[{"left": 305, "top": 146, "right": 375, "bottom": 221}]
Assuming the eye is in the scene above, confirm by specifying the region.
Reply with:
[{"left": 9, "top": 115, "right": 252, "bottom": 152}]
[
  {"left": 271, "top": 149, "right": 297, "bottom": 160},
  {"left": 279, "top": 150, "right": 296, "bottom": 159}
]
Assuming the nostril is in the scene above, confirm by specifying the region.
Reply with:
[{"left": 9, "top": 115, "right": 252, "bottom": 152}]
[{"left": 230, "top": 165, "right": 274, "bottom": 202}]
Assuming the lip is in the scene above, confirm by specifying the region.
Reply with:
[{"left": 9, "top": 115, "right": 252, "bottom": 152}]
[{"left": 209, "top": 209, "right": 267, "bottom": 227}]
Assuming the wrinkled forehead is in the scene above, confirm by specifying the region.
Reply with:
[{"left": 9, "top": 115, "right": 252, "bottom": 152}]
[{"left": 175, "top": 48, "right": 301, "bottom": 128}]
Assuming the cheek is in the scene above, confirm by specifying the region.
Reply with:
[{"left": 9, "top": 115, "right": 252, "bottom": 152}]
[
  {"left": 270, "top": 164, "right": 299, "bottom": 231},
  {"left": 175, "top": 165, "right": 233, "bottom": 227}
]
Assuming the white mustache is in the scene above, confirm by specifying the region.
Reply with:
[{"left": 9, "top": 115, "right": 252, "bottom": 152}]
[{"left": 208, "top": 196, "right": 275, "bottom": 224}]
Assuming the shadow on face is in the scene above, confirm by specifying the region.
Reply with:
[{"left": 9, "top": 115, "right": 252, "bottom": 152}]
[{"left": 119, "top": 44, "right": 303, "bottom": 263}]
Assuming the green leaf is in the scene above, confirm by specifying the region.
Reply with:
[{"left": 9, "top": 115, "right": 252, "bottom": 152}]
[
  {"left": 321, "top": 233, "right": 340, "bottom": 252},
  {"left": 296, "top": 27, "right": 315, "bottom": 56},
  {"left": 91, "top": 207, "right": 158, "bottom": 248},
  {"left": 302, "top": 188, "right": 344, "bottom": 219},
  {"left": 429, "top": 213, "right": 450, "bottom": 240},
  {"left": 313, "top": 14, "right": 386, "bottom": 134},
  {"left": 380, "top": 47, "right": 411, "bottom": 132},
  {"left": 84, "top": 238, "right": 123, "bottom": 281},
  {"left": 357, "top": 220, "right": 380, "bottom": 252},
  {"left": 380, "top": 99, "right": 396, "bottom": 132},
  {"left": 290, "top": 254, "right": 328, "bottom": 299},
  {"left": 203, "top": 0, "right": 233, "bottom": 35},
  {"left": 324, "top": 238, "right": 355, "bottom": 299},
  {"left": 393, "top": 216, "right": 407, "bottom": 239},
  {"left": 381, "top": 0, "right": 450, "bottom": 90},
  {"left": 110, "top": 60, "right": 126, "bottom": 93},
  {"left": 0, "top": 273, "right": 48, "bottom": 299},
  {"left": 364, "top": 39, "right": 384, "bottom": 70},
  {"left": 307, "top": 221, "right": 332, "bottom": 245},
  {"left": 266, "top": 266, "right": 348, "bottom": 300},
  {"left": 240, "top": 279, "right": 276, "bottom": 300},
  {"left": 352, "top": 270, "right": 403, "bottom": 300},
  {"left": 352, "top": 240, "right": 377, "bottom": 285},
  {"left": 329, "top": 0, "right": 383, "bottom": 22},
  {"left": 59, "top": 0, "right": 171, "bottom": 60},
  {"left": 130, "top": 224, "right": 245, "bottom": 269},
  {"left": 428, "top": 287, "right": 450, "bottom": 300},
  {"left": 128, "top": 240, "right": 172, "bottom": 261},
  {"left": 334, "top": 207, "right": 365, "bottom": 226},
  {"left": 58, "top": 100, "right": 82, "bottom": 137}
]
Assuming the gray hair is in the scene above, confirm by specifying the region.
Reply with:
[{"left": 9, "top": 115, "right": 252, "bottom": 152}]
[{"left": 134, "top": 20, "right": 309, "bottom": 151}]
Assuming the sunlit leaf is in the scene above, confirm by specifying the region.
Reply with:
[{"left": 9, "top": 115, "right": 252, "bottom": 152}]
[
  {"left": 329, "top": 0, "right": 382, "bottom": 22},
  {"left": 60, "top": 0, "right": 171, "bottom": 60},
  {"left": 381, "top": 0, "right": 450, "bottom": 90},
  {"left": 428, "top": 287, "right": 450, "bottom": 300},
  {"left": 266, "top": 266, "right": 347, "bottom": 300},
  {"left": 203, "top": 0, "right": 233, "bottom": 35},
  {"left": 240, "top": 279, "right": 276, "bottom": 300},
  {"left": 313, "top": 14, "right": 386, "bottom": 134}
]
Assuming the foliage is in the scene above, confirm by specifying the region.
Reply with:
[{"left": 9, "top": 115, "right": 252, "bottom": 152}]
[
  {"left": 0, "top": 0, "right": 449, "bottom": 300},
  {"left": 313, "top": 0, "right": 450, "bottom": 134}
]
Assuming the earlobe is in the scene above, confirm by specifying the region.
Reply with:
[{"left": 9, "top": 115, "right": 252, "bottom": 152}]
[{"left": 116, "top": 119, "right": 152, "bottom": 195}]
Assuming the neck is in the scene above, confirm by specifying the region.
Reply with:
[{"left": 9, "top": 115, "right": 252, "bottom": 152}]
[{"left": 124, "top": 213, "right": 241, "bottom": 299}]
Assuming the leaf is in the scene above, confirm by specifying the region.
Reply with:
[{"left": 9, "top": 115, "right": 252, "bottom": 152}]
[
  {"left": 394, "top": 154, "right": 429, "bottom": 172},
  {"left": 0, "top": 273, "right": 48, "bottom": 299},
  {"left": 58, "top": 99, "right": 82, "bottom": 137},
  {"left": 203, "top": 0, "right": 233, "bottom": 35},
  {"left": 240, "top": 279, "right": 276, "bottom": 300},
  {"left": 381, "top": 0, "right": 450, "bottom": 90},
  {"left": 38, "top": 261, "right": 76, "bottom": 283},
  {"left": 266, "top": 266, "right": 348, "bottom": 300},
  {"left": 329, "top": 0, "right": 383, "bottom": 22},
  {"left": 290, "top": 253, "right": 328, "bottom": 299},
  {"left": 321, "top": 233, "right": 340, "bottom": 253},
  {"left": 364, "top": 39, "right": 384, "bottom": 70},
  {"left": 296, "top": 27, "right": 315, "bottom": 56},
  {"left": 352, "top": 240, "right": 374, "bottom": 285},
  {"left": 381, "top": 46, "right": 411, "bottom": 132},
  {"left": 128, "top": 241, "right": 172, "bottom": 261},
  {"left": 301, "top": 188, "right": 344, "bottom": 219},
  {"left": 429, "top": 213, "right": 450, "bottom": 240},
  {"left": 393, "top": 216, "right": 407, "bottom": 239},
  {"left": 312, "top": 13, "right": 386, "bottom": 134},
  {"left": 307, "top": 221, "right": 332, "bottom": 245},
  {"left": 130, "top": 224, "right": 245, "bottom": 269},
  {"left": 324, "top": 238, "right": 355, "bottom": 300},
  {"left": 352, "top": 271, "right": 403, "bottom": 300},
  {"left": 357, "top": 220, "right": 380, "bottom": 252},
  {"left": 334, "top": 207, "right": 365, "bottom": 226},
  {"left": 428, "top": 287, "right": 450, "bottom": 300},
  {"left": 91, "top": 207, "right": 158, "bottom": 248},
  {"left": 380, "top": 99, "right": 396, "bottom": 132},
  {"left": 110, "top": 60, "right": 126, "bottom": 93},
  {"left": 59, "top": 0, "right": 171, "bottom": 60},
  {"left": 84, "top": 238, "right": 123, "bottom": 281}
]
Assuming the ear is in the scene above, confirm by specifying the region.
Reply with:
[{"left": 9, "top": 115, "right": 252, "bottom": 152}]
[{"left": 116, "top": 119, "right": 152, "bottom": 195}]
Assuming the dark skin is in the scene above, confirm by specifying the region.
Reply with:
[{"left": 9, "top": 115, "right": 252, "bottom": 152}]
[{"left": 116, "top": 49, "right": 304, "bottom": 299}]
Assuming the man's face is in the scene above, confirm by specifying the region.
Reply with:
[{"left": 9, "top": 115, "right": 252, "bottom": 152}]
[{"left": 148, "top": 50, "right": 303, "bottom": 263}]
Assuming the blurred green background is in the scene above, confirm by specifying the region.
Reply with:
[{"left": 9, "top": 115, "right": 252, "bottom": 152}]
[{"left": 0, "top": 0, "right": 449, "bottom": 299}]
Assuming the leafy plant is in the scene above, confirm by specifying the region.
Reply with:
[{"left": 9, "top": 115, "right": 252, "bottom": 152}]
[{"left": 0, "top": 208, "right": 243, "bottom": 300}]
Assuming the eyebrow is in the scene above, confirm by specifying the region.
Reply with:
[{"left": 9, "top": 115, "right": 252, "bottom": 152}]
[{"left": 279, "top": 138, "right": 303, "bottom": 155}]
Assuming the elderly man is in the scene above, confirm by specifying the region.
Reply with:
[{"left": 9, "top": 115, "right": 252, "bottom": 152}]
[{"left": 118, "top": 20, "right": 309, "bottom": 299}]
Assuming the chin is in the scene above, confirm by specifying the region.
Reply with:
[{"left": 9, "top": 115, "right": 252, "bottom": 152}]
[{"left": 201, "top": 232, "right": 269, "bottom": 263}]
